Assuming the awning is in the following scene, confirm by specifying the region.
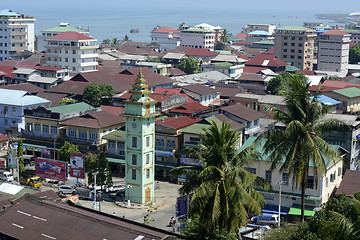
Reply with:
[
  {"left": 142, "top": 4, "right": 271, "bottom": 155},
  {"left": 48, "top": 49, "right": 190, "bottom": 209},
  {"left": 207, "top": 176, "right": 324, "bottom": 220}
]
[
  {"left": 106, "top": 157, "right": 125, "bottom": 164},
  {"left": 23, "top": 143, "right": 60, "bottom": 151},
  {"left": 288, "top": 208, "right": 315, "bottom": 216}
]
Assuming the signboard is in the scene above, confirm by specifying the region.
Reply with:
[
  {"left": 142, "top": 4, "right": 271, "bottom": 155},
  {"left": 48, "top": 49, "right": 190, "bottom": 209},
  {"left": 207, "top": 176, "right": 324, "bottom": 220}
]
[
  {"left": 61, "top": 194, "right": 79, "bottom": 204},
  {"left": 42, "top": 148, "right": 50, "bottom": 155},
  {"left": 0, "top": 158, "right": 6, "bottom": 168},
  {"left": 7, "top": 151, "right": 17, "bottom": 169},
  {"left": 180, "top": 156, "right": 202, "bottom": 166},
  {"left": 35, "top": 158, "right": 67, "bottom": 182},
  {"left": 69, "top": 153, "right": 84, "bottom": 178}
]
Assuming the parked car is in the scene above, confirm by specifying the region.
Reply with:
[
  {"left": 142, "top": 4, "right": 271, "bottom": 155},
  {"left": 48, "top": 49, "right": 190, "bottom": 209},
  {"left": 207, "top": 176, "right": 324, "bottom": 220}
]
[
  {"left": 250, "top": 213, "right": 279, "bottom": 227},
  {"left": 58, "top": 185, "right": 76, "bottom": 195},
  {"left": 0, "top": 170, "right": 14, "bottom": 182}
]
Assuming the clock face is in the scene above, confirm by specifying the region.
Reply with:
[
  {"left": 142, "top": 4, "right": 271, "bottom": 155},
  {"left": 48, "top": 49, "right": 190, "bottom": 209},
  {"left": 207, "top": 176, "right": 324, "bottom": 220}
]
[{"left": 132, "top": 122, "right": 137, "bottom": 128}]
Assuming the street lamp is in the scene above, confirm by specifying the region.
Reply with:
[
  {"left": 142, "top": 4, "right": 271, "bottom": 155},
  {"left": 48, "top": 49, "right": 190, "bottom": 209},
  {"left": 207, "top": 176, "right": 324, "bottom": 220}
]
[{"left": 278, "top": 181, "right": 285, "bottom": 228}]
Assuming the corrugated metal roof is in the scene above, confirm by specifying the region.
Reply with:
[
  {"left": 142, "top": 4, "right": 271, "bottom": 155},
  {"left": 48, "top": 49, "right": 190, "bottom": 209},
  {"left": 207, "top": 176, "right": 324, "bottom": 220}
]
[
  {"left": 333, "top": 87, "right": 360, "bottom": 98},
  {"left": 47, "top": 102, "right": 94, "bottom": 114},
  {"left": 42, "top": 26, "right": 87, "bottom": 33},
  {"left": 0, "top": 89, "right": 49, "bottom": 106}
]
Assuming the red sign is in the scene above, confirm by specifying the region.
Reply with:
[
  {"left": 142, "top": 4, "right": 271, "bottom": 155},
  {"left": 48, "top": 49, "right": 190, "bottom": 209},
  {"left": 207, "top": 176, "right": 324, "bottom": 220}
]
[
  {"left": 42, "top": 148, "right": 50, "bottom": 155},
  {"left": 35, "top": 158, "right": 67, "bottom": 182},
  {"left": 69, "top": 153, "right": 84, "bottom": 178},
  {"left": 0, "top": 159, "right": 6, "bottom": 168}
]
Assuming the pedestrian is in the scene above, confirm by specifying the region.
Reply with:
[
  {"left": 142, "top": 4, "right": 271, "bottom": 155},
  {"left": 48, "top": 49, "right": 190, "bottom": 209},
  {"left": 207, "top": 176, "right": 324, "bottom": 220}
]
[{"left": 156, "top": 181, "right": 160, "bottom": 190}]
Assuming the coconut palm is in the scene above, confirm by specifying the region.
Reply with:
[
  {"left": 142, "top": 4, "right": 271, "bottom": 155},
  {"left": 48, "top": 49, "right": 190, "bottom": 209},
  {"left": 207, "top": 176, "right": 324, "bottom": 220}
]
[
  {"left": 101, "top": 39, "right": 111, "bottom": 45},
  {"left": 111, "top": 37, "right": 120, "bottom": 47},
  {"left": 122, "top": 35, "right": 131, "bottom": 42},
  {"left": 261, "top": 75, "right": 350, "bottom": 221},
  {"left": 171, "top": 122, "right": 267, "bottom": 237}
]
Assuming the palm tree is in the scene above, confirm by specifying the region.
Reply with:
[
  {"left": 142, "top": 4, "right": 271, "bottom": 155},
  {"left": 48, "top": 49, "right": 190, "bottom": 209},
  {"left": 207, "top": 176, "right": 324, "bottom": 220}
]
[
  {"left": 111, "top": 37, "right": 120, "bottom": 47},
  {"left": 261, "top": 75, "right": 349, "bottom": 221},
  {"left": 122, "top": 35, "right": 131, "bottom": 42},
  {"left": 220, "top": 28, "right": 232, "bottom": 43},
  {"left": 171, "top": 122, "right": 267, "bottom": 237},
  {"left": 101, "top": 39, "right": 111, "bottom": 45}
]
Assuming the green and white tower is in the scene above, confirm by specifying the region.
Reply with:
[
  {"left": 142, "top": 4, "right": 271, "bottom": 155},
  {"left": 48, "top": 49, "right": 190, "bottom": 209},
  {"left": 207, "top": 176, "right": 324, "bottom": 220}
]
[{"left": 123, "top": 68, "right": 159, "bottom": 204}]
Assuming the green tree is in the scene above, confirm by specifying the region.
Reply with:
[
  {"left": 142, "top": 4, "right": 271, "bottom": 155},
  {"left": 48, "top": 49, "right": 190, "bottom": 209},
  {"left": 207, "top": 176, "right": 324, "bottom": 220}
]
[
  {"left": 324, "top": 76, "right": 340, "bottom": 81},
  {"left": 86, "top": 152, "right": 113, "bottom": 189},
  {"left": 261, "top": 76, "right": 350, "bottom": 221},
  {"left": 178, "top": 58, "right": 200, "bottom": 74},
  {"left": 102, "top": 39, "right": 111, "bottom": 45},
  {"left": 111, "top": 37, "right": 120, "bottom": 47},
  {"left": 220, "top": 28, "right": 233, "bottom": 43},
  {"left": 83, "top": 83, "right": 115, "bottom": 106},
  {"left": 349, "top": 43, "right": 360, "bottom": 64},
  {"left": 17, "top": 139, "right": 25, "bottom": 174},
  {"left": 215, "top": 42, "right": 226, "bottom": 50},
  {"left": 267, "top": 72, "right": 307, "bottom": 95},
  {"left": 171, "top": 122, "right": 267, "bottom": 238},
  {"left": 122, "top": 35, "right": 131, "bottom": 42},
  {"left": 58, "top": 141, "right": 80, "bottom": 162}
]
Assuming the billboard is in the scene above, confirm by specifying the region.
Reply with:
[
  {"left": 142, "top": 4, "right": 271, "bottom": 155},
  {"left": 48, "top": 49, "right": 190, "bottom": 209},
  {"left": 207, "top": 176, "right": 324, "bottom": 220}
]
[
  {"left": 0, "top": 158, "right": 6, "bottom": 168},
  {"left": 69, "top": 153, "right": 84, "bottom": 178},
  {"left": 35, "top": 158, "right": 67, "bottom": 182},
  {"left": 7, "top": 150, "right": 17, "bottom": 169}
]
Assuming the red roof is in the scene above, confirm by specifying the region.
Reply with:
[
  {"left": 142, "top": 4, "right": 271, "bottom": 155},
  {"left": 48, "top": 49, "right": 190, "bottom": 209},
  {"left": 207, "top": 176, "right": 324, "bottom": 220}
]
[
  {"left": 101, "top": 105, "right": 125, "bottom": 116},
  {"left": 153, "top": 87, "right": 194, "bottom": 103},
  {"left": 185, "top": 48, "right": 218, "bottom": 57},
  {"left": 0, "top": 134, "right": 8, "bottom": 142},
  {"left": 297, "top": 70, "right": 316, "bottom": 75},
  {"left": 309, "top": 80, "right": 360, "bottom": 92},
  {"left": 48, "top": 32, "right": 95, "bottom": 41},
  {"left": 245, "top": 54, "right": 287, "bottom": 68},
  {"left": 168, "top": 102, "right": 210, "bottom": 115},
  {"left": 0, "top": 65, "right": 16, "bottom": 78},
  {"left": 35, "top": 66, "right": 62, "bottom": 71},
  {"left": 235, "top": 33, "right": 248, "bottom": 41},
  {"left": 243, "top": 66, "right": 269, "bottom": 74},
  {"left": 152, "top": 27, "right": 180, "bottom": 33},
  {"left": 232, "top": 51, "right": 250, "bottom": 60},
  {"left": 156, "top": 116, "right": 201, "bottom": 129},
  {"left": 263, "top": 47, "right": 274, "bottom": 54},
  {"left": 322, "top": 29, "right": 349, "bottom": 36}
]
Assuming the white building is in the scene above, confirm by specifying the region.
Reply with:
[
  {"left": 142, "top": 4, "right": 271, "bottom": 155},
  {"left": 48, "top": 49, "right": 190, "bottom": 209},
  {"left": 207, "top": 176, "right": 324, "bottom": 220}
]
[
  {"left": 242, "top": 23, "right": 276, "bottom": 34},
  {"left": 45, "top": 31, "right": 98, "bottom": 73},
  {"left": 180, "top": 28, "right": 215, "bottom": 50},
  {"left": 0, "top": 9, "right": 36, "bottom": 62},
  {"left": 180, "top": 83, "right": 220, "bottom": 106},
  {"left": 150, "top": 26, "right": 180, "bottom": 51},
  {"left": 0, "top": 89, "right": 50, "bottom": 135},
  {"left": 36, "top": 22, "right": 89, "bottom": 52},
  {"left": 317, "top": 29, "right": 351, "bottom": 77}
]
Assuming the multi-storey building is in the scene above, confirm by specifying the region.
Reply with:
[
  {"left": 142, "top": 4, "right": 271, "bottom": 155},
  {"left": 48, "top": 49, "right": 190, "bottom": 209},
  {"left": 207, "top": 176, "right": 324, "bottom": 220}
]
[
  {"left": 242, "top": 23, "right": 276, "bottom": 34},
  {"left": 343, "top": 29, "right": 360, "bottom": 44},
  {"left": 180, "top": 28, "right": 215, "bottom": 50},
  {"left": 45, "top": 32, "right": 98, "bottom": 73},
  {"left": 317, "top": 29, "right": 350, "bottom": 77},
  {"left": 0, "top": 9, "right": 36, "bottom": 61},
  {"left": 36, "top": 22, "right": 89, "bottom": 52},
  {"left": 274, "top": 26, "right": 316, "bottom": 70},
  {"left": 150, "top": 26, "right": 180, "bottom": 51}
]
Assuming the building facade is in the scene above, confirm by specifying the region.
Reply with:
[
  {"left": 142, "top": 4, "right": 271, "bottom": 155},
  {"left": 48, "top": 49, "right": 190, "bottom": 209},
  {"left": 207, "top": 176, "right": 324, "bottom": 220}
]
[
  {"left": 0, "top": 9, "right": 36, "bottom": 61},
  {"left": 180, "top": 28, "right": 215, "bottom": 50},
  {"left": 150, "top": 26, "right": 180, "bottom": 51},
  {"left": 317, "top": 30, "right": 350, "bottom": 77},
  {"left": 274, "top": 26, "right": 316, "bottom": 70},
  {"left": 242, "top": 24, "right": 276, "bottom": 34},
  {"left": 45, "top": 31, "right": 98, "bottom": 73}
]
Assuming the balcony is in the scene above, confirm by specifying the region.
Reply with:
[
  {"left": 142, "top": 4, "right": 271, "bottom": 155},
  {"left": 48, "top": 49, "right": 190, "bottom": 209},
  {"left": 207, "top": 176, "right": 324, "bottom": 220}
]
[
  {"left": 22, "top": 131, "right": 57, "bottom": 142},
  {"left": 80, "top": 53, "right": 98, "bottom": 59},
  {"left": 80, "top": 62, "right": 98, "bottom": 67},
  {"left": 10, "top": 32, "right": 27, "bottom": 36},
  {"left": 79, "top": 45, "right": 99, "bottom": 50},
  {"left": 11, "top": 39, "right": 27, "bottom": 44},
  {"left": 9, "top": 25, "right": 28, "bottom": 29},
  {"left": 65, "top": 136, "right": 98, "bottom": 146}
]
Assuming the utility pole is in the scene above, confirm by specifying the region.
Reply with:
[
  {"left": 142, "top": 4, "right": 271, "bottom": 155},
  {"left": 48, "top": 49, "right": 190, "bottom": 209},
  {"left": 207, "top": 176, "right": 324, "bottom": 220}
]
[
  {"left": 93, "top": 171, "right": 98, "bottom": 210},
  {"left": 278, "top": 181, "right": 284, "bottom": 228}
]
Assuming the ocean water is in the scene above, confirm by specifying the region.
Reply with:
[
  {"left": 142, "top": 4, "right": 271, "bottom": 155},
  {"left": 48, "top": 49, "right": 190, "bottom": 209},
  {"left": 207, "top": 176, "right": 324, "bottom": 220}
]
[{"left": 13, "top": 6, "right": 338, "bottom": 43}]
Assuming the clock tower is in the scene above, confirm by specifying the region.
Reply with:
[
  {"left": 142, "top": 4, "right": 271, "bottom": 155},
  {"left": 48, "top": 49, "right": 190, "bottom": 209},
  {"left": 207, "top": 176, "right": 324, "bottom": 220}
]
[{"left": 123, "top": 68, "right": 159, "bottom": 204}]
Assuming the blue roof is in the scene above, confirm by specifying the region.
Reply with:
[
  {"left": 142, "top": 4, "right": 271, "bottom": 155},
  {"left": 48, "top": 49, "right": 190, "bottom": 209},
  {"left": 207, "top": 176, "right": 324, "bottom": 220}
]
[
  {"left": 0, "top": 89, "right": 50, "bottom": 106},
  {"left": 311, "top": 95, "right": 340, "bottom": 106},
  {"left": 0, "top": 9, "right": 20, "bottom": 17},
  {"left": 315, "top": 29, "right": 329, "bottom": 34},
  {"left": 248, "top": 30, "right": 272, "bottom": 36}
]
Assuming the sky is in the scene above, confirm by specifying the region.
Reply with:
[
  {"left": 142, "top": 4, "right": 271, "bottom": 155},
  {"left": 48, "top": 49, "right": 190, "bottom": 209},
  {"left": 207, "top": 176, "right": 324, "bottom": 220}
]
[{"left": 4, "top": 0, "right": 360, "bottom": 13}]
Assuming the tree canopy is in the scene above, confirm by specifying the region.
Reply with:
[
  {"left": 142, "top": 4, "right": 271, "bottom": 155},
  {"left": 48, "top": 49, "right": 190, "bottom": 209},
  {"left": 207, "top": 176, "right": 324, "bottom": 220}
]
[
  {"left": 83, "top": 83, "right": 115, "bottom": 106},
  {"left": 220, "top": 29, "right": 233, "bottom": 43},
  {"left": 178, "top": 58, "right": 200, "bottom": 74},
  {"left": 349, "top": 43, "right": 360, "bottom": 64},
  {"left": 58, "top": 141, "right": 81, "bottom": 162},
  {"left": 86, "top": 152, "right": 113, "bottom": 189},
  {"left": 17, "top": 139, "right": 25, "bottom": 174},
  {"left": 267, "top": 72, "right": 308, "bottom": 95}
]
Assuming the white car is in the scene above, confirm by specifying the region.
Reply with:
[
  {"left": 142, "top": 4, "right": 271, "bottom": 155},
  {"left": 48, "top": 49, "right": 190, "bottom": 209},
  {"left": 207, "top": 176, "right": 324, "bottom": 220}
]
[{"left": 58, "top": 185, "right": 76, "bottom": 195}]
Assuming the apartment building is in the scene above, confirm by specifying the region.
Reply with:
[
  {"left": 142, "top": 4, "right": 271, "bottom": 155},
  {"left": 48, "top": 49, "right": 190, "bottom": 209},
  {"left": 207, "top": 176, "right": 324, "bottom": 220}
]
[
  {"left": 180, "top": 28, "right": 215, "bottom": 50},
  {"left": 150, "top": 26, "right": 180, "bottom": 51},
  {"left": 242, "top": 23, "right": 276, "bottom": 34},
  {"left": 274, "top": 26, "right": 316, "bottom": 70},
  {"left": 343, "top": 29, "right": 360, "bottom": 44},
  {"left": 37, "top": 22, "right": 89, "bottom": 52},
  {"left": 317, "top": 29, "right": 350, "bottom": 77},
  {"left": 0, "top": 9, "right": 36, "bottom": 61},
  {"left": 45, "top": 31, "right": 98, "bottom": 73}
]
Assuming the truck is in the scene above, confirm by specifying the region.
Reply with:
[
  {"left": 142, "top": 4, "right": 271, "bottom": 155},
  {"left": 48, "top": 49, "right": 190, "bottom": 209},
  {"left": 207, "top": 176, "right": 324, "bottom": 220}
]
[
  {"left": 19, "top": 176, "right": 42, "bottom": 188},
  {"left": 0, "top": 170, "right": 14, "bottom": 182}
]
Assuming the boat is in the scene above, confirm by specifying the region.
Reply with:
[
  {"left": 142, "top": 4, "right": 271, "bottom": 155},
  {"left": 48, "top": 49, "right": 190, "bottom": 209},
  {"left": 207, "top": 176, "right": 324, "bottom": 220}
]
[{"left": 130, "top": 29, "right": 139, "bottom": 33}]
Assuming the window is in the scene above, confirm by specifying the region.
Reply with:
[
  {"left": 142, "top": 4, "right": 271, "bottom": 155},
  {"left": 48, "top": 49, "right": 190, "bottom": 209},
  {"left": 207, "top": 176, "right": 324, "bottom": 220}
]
[
  {"left": 265, "top": 170, "right": 272, "bottom": 183},
  {"left": 108, "top": 141, "right": 115, "bottom": 149},
  {"left": 291, "top": 49, "right": 295, "bottom": 53},
  {"left": 132, "top": 154, "right": 137, "bottom": 165},
  {"left": 291, "top": 43, "right": 295, "bottom": 47},
  {"left": 298, "top": 50, "right": 302, "bottom": 53},
  {"left": 132, "top": 169, "right": 136, "bottom": 180},
  {"left": 156, "top": 138, "right": 165, "bottom": 150},
  {"left": 291, "top": 37, "right": 295, "bottom": 40},
  {"left": 284, "top": 49, "right": 287, "bottom": 52},
  {"left": 338, "top": 167, "right": 342, "bottom": 176},
  {"left": 42, "top": 125, "right": 49, "bottom": 136},
  {"left": 298, "top": 43, "right": 303, "bottom": 47},
  {"left": 72, "top": 58, "right": 76, "bottom": 63},
  {"left": 26, "top": 123, "right": 33, "bottom": 133},
  {"left": 283, "top": 55, "right": 287, "bottom": 58},
  {"left": 51, "top": 126, "right": 57, "bottom": 136},
  {"left": 282, "top": 173, "right": 289, "bottom": 185},
  {"left": 69, "top": 128, "right": 77, "bottom": 138},
  {"left": 78, "top": 130, "right": 87, "bottom": 140},
  {"left": 146, "top": 136, "right": 150, "bottom": 147},
  {"left": 73, "top": 50, "right": 76, "bottom": 54},
  {"left": 117, "top": 142, "right": 125, "bottom": 155},
  {"left": 245, "top": 167, "right": 256, "bottom": 174},
  {"left": 89, "top": 131, "right": 97, "bottom": 141},
  {"left": 307, "top": 176, "right": 314, "bottom": 189},
  {"left": 12, "top": 107, "right": 16, "bottom": 115},
  {"left": 146, "top": 153, "right": 150, "bottom": 164},
  {"left": 65, "top": 58, "right": 68, "bottom": 62},
  {"left": 166, "top": 139, "right": 175, "bottom": 151},
  {"left": 146, "top": 168, "right": 150, "bottom": 179},
  {"left": 132, "top": 137, "right": 137, "bottom": 148}
]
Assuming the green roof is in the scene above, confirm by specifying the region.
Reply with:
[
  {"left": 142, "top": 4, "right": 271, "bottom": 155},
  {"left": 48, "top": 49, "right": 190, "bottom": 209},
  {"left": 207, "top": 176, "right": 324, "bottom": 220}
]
[
  {"left": 349, "top": 78, "right": 360, "bottom": 83},
  {"left": 332, "top": 87, "right": 360, "bottom": 98},
  {"left": 253, "top": 40, "right": 274, "bottom": 45},
  {"left": 43, "top": 26, "right": 87, "bottom": 33},
  {"left": 47, "top": 102, "right": 94, "bottom": 115},
  {"left": 106, "top": 157, "right": 125, "bottom": 164},
  {"left": 285, "top": 65, "right": 300, "bottom": 72},
  {"left": 277, "top": 26, "right": 312, "bottom": 31},
  {"left": 183, "top": 28, "right": 211, "bottom": 33},
  {"left": 212, "top": 62, "right": 233, "bottom": 67},
  {"left": 288, "top": 207, "right": 315, "bottom": 216},
  {"left": 343, "top": 29, "right": 360, "bottom": 33},
  {"left": 102, "top": 130, "right": 125, "bottom": 141},
  {"left": 249, "top": 23, "right": 273, "bottom": 26},
  {"left": 239, "top": 136, "right": 340, "bottom": 167},
  {"left": 182, "top": 123, "right": 210, "bottom": 135}
]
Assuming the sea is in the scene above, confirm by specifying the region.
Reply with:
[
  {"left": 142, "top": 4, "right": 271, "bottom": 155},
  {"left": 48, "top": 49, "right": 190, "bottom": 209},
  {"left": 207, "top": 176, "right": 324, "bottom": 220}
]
[{"left": 12, "top": 6, "right": 342, "bottom": 43}]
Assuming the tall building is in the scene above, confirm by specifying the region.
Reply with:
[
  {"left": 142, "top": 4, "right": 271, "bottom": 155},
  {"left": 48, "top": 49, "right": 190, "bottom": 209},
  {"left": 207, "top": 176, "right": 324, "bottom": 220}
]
[
  {"left": 0, "top": 9, "right": 36, "bottom": 62},
  {"left": 274, "top": 26, "right": 316, "bottom": 70},
  {"left": 317, "top": 29, "right": 350, "bottom": 77},
  {"left": 36, "top": 22, "right": 89, "bottom": 52},
  {"left": 45, "top": 32, "right": 98, "bottom": 73},
  {"left": 123, "top": 69, "right": 159, "bottom": 204},
  {"left": 242, "top": 23, "right": 276, "bottom": 34},
  {"left": 150, "top": 26, "right": 180, "bottom": 51},
  {"left": 180, "top": 28, "right": 215, "bottom": 50}
]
